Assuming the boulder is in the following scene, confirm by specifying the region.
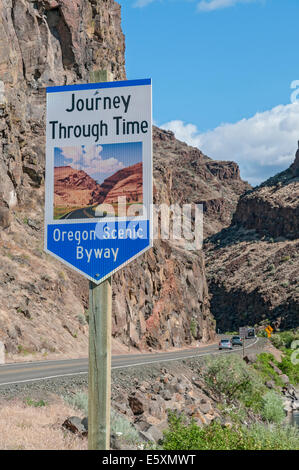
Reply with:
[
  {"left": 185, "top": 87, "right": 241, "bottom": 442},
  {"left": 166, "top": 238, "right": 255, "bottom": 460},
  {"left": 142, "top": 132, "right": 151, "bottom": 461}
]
[
  {"left": 128, "top": 393, "right": 145, "bottom": 415},
  {"left": 139, "top": 425, "right": 163, "bottom": 444},
  {"left": 199, "top": 401, "right": 212, "bottom": 414},
  {"left": 62, "top": 416, "right": 87, "bottom": 436},
  {"left": 160, "top": 389, "right": 172, "bottom": 401}
]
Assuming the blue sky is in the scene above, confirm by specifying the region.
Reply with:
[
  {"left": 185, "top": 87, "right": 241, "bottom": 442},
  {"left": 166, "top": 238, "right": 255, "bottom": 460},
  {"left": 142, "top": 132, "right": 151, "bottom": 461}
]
[
  {"left": 119, "top": 0, "right": 299, "bottom": 184},
  {"left": 54, "top": 142, "right": 142, "bottom": 183}
]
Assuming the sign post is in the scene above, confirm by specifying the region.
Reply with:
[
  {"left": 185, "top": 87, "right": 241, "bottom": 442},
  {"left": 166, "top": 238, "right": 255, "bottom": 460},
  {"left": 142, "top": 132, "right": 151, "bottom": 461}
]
[
  {"left": 88, "top": 276, "right": 112, "bottom": 449},
  {"left": 88, "top": 70, "right": 112, "bottom": 451},
  {"left": 45, "top": 73, "right": 152, "bottom": 450},
  {"left": 239, "top": 327, "right": 247, "bottom": 358}
]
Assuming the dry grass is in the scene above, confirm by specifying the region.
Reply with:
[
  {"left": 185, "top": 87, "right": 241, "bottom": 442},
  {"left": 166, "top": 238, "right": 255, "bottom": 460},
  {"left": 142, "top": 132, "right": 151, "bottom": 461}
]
[{"left": 0, "top": 397, "right": 87, "bottom": 450}]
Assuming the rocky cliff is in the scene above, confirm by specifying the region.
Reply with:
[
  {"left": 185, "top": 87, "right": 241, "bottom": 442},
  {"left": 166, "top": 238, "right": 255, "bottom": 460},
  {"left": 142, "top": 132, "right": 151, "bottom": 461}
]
[
  {"left": 0, "top": 0, "right": 126, "bottom": 211},
  {"left": 152, "top": 127, "right": 250, "bottom": 238},
  {"left": 0, "top": 0, "right": 126, "bottom": 357},
  {"left": 0, "top": 0, "right": 215, "bottom": 357},
  {"left": 205, "top": 148, "right": 299, "bottom": 332},
  {"left": 0, "top": 1, "right": 251, "bottom": 357},
  {"left": 232, "top": 146, "right": 299, "bottom": 240},
  {"left": 99, "top": 162, "right": 143, "bottom": 204},
  {"left": 54, "top": 165, "right": 102, "bottom": 209}
]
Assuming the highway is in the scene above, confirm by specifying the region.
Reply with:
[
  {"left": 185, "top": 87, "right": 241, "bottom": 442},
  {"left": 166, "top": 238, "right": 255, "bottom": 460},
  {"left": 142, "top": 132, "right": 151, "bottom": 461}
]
[
  {"left": 61, "top": 206, "right": 97, "bottom": 219},
  {"left": 0, "top": 337, "right": 259, "bottom": 387}
]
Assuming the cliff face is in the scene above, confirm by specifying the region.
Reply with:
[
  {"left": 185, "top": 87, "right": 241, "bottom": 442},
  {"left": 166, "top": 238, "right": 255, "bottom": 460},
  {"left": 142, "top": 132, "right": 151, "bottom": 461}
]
[
  {"left": 54, "top": 166, "right": 102, "bottom": 208},
  {"left": 152, "top": 128, "right": 250, "bottom": 238},
  {"left": 104, "top": 128, "right": 249, "bottom": 349},
  {"left": 99, "top": 162, "right": 143, "bottom": 204},
  {"left": 0, "top": 0, "right": 126, "bottom": 357},
  {"left": 0, "top": 0, "right": 126, "bottom": 211},
  {"left": 205, "top": 148, "right": 299, "bottom": 332},
  {"left": 0, "top": 0, "right": 219, "bottom": 356},
  {"left": 232, "top": 152, "right": 299, "bottom": 240}
]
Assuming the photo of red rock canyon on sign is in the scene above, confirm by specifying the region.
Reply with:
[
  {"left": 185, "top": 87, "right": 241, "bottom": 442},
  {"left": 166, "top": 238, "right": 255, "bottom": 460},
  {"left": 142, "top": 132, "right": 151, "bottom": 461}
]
[{"left": 53, "top": 142, "right": 143, "bottom": 220}]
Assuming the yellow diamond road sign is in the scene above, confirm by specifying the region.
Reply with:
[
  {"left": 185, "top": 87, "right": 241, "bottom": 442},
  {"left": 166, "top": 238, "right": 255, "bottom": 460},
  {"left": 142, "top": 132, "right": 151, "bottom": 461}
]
[{"left": 265, "top": 325, "right": 273, "bottom": 338}]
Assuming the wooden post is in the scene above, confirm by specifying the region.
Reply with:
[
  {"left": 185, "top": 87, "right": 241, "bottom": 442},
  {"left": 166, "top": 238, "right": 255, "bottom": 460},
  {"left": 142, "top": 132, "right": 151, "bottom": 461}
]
[
  {"left": 88, "top": 277, "right": 112, "bottom": 450},
  {"left": 88, "top": 70, "right": 113, "bottom": 450}
]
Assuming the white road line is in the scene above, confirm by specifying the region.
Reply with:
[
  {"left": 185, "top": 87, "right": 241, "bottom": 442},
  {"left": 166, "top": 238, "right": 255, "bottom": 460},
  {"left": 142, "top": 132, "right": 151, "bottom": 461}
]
[{"left": 0, "top": 338, "right": 259, "bottom": 386}]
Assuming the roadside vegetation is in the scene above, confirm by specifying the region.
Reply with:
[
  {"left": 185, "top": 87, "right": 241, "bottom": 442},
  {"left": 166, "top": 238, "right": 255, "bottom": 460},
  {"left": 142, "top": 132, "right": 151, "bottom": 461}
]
[
  {"left": 163, "top": 413, "right": 299, "bottom": 450},
  {"left": 269, "top": 330, "right": 299, "bottom": 385},
  {"left": 162, "top": 351, "right": 299, "bottom": 450},
  {"left": 65, "top": 391, "right": 141, "bottom": 448}
]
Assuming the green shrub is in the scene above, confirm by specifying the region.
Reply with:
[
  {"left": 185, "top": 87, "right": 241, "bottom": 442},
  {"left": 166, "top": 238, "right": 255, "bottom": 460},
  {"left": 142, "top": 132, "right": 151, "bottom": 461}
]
[
  {"left": 25, "top": 398, "right": 47, "bottom": 407},
  {"left": 190, "top": 319, "right": 198, "bottom": 338},
  {"left": 247, "top": 422, "right": 299, "bottom": 450},
  {"left": 110, "top": 409, "right": 141, "bottom": 446},
  {"left": 279, "top": 349, "right": 299, "bottom": 385},
  {"left": 162, "top": 413, "right": 299, "bottom": 450},
  {"left": 65, "top": 391, "right": 88, "bottom": 414},
  {"left": 254, "top": 353, "right": 283, "bottom": 386},
  {"left": 271, "top": 331, "right": 299, "bottom": 350},
  {"left": 77, "top": 314, "right": 87, "bottom": 325},
  {"left": 203, "top": 355, "right": 266, "bottom": 409},
  {"left": 261, "top": 391, "right": 285, "bottom": 423}
]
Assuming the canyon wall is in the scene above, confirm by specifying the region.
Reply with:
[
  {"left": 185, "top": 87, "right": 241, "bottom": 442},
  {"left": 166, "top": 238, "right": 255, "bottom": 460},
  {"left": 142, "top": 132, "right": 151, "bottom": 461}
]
[
  {"left": 0, "top": 1, "right": 219, "bottom": 356},
  {"left": 205, "top": 148, "right": 299, "bottom": 331}
]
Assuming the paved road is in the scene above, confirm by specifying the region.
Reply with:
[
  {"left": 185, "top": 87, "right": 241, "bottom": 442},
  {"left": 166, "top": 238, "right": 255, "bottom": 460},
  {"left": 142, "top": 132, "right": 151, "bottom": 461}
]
[
  {"left": 0, "top": 337, "right": 259, "bottom": 387},
  {"left": 61, "top": 206, "right": 97, "bottom": 219}
]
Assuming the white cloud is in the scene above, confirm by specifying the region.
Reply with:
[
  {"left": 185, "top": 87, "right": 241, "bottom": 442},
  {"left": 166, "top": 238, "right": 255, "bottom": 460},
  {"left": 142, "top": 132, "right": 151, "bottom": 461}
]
[
  {"left": 161, "top": 102, "right": 299, "bottom": 185},
  {"left": 197, "top": 0, "right": 258, "bottom": 12},
  {"left": 61, "top": 145, "right": 124, "bottom": 177}
]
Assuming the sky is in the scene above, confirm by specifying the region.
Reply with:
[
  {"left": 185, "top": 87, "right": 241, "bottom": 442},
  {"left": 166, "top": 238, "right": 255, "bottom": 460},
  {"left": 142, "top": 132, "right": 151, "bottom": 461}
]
[
  {"left": 54, "top": 142, "right": 142, "bottom": 183},
  {"left": 119, "top": 0, "right": 299, "bottom": 185}
]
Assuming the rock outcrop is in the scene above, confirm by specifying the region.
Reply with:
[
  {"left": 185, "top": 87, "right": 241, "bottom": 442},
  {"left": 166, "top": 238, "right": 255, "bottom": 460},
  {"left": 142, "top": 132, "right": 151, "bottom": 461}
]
[
  {"left": 205, "top": 149, "right": 299, "bottom": 331},
  {"left": 232, "top": 168, "right": 299, "bottom": 241},
  {"left": 0, "top": 0, "right": 126, "bottom": 356},
  {"left": 0, "top": 0, "right": 250, "bottom": 356},
  {"left": 0, "top": 0, "right": 219, "bottom": 356},
  {"left": 54, "top": 165, "right": 102, "bottom": 208},
  {"left": 152, "top": 128, "right": 250, "bottom": 238},
  {"left": 0, "top": 0, "right": 126, "bottom": 212},
  {"left": 99, "top": 162, "right": 143, "bottom": 204}
]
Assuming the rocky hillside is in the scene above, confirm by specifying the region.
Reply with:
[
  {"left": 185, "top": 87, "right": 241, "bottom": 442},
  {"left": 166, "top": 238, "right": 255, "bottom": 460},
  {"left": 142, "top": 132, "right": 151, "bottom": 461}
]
[
  {"left": 99, "top": 162, "right": 143, "bottom": 204},
  {"left": 0, "top": 0, "right": 250, "bottom": 357},
  {"left": 205, "top": 148, "right": 299, "bottom": 332},
  {"left": 153, "top": 128, "right": 250, "bottom": 238},
  {"left": 54, "top": 166, "right": 102, "bottom": 208},
  {"left": 232, "top": 145, "right": 299, "bottom": 240}
]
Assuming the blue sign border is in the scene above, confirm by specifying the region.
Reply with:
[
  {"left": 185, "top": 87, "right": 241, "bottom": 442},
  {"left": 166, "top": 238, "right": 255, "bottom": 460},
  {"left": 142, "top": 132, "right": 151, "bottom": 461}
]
[{"left": 46, "top": 78, "right": 151, "bottom": 94}]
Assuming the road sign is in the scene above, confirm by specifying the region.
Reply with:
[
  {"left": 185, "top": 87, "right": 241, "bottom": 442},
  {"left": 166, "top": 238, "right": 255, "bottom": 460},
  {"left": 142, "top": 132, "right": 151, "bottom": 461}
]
[
  {"left": 239, "top": 327, "right": 247, "bottom": 338},
  {"left": 265, "top": 325, "right": 273, "bottom": 338},
  {"left": 45, "top": 79, "right": 152, "bottom": 283}
]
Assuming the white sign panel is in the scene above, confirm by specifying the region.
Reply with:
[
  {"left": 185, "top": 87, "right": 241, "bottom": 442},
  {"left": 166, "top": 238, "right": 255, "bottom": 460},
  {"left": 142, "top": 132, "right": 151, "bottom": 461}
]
[{"left": 45, "top": 79, "right": 152, "bottom": 283}]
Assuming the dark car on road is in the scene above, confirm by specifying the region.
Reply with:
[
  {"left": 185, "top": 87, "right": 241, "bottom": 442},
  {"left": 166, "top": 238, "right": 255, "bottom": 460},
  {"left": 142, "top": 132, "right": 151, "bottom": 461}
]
[
  {"left": 219, "top": 339, "right": 233, "bottom": 350},
  {"left": 231, "top": 335, "right": 243, "bottom": 346}
]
